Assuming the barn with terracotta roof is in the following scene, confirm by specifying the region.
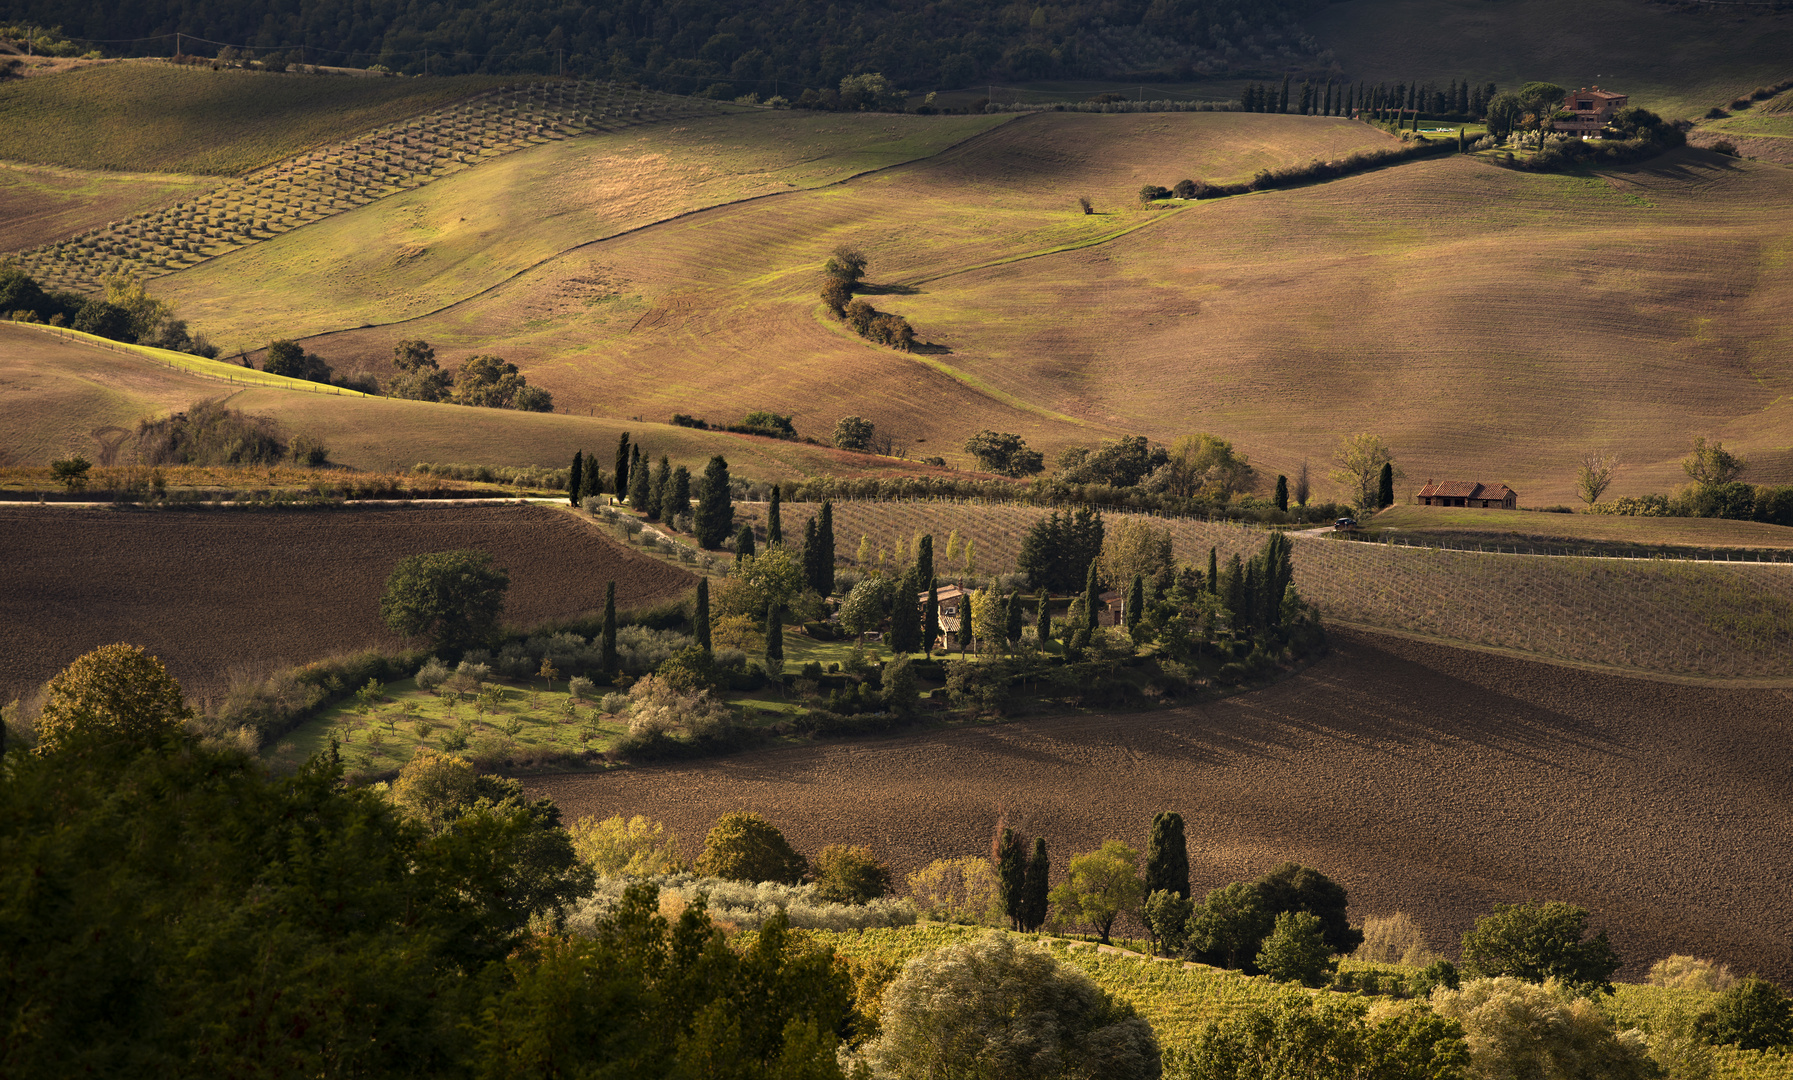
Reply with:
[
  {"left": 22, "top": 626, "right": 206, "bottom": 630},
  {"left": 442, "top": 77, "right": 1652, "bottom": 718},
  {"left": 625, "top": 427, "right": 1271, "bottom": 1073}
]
[{"left": 1416, "top": 480, "right": 1518, "bottom": 509}]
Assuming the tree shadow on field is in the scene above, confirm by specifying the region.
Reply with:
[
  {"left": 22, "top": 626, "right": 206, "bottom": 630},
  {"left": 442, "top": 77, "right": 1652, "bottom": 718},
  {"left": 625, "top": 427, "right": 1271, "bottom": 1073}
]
[
  {"left": 856, "top": 281, "right": 919, "bottom": 297},
  {"left": 909, "top": 341, "right": 954, "bottom": 355}
]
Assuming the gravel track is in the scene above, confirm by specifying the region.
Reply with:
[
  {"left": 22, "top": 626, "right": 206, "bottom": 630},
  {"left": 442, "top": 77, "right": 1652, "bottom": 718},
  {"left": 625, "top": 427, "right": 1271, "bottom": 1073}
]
[
  {"left": 528, "top": 629, "right": 1793, "bottom": 981},
  {"left": 0, "top": 504, "right": 693, "bottom": 704}
]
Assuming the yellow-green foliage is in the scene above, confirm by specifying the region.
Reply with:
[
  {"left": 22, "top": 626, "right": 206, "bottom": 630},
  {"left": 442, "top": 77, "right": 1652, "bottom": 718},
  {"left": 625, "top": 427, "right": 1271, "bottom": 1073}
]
[
  {"left": 567, "top": 814, "right": 685, "bottom": 876},
  {"left": 34, "top": 642, "right": 191, "bottom": 754}
]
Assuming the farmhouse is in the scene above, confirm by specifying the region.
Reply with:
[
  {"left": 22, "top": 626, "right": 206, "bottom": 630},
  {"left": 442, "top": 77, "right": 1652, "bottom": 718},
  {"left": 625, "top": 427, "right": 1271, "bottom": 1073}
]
[
  {"left": 924, "top": 584, "right": 974, "bottom": 632},
  {"left": 1552, "top": 86, "right": 1629, "bottom": 137},
  {"left": 1416, "top": 480, "right": 1518, "bottom": 509}
]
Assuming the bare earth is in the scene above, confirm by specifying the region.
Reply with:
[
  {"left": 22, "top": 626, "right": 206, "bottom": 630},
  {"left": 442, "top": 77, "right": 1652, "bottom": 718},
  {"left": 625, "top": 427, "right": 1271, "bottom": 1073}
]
[
  {"left": 0, "top": 504, "right": 693, "bottom": 704},
  {"left": 529, "top": 629, "right": 1793, "bottom": 981}
]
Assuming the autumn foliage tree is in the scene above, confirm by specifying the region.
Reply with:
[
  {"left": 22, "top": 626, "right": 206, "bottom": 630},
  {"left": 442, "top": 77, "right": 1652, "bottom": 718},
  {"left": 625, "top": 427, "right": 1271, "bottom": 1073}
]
[{"left": 32, "top": 643, "right": 192, "bottom": 755}]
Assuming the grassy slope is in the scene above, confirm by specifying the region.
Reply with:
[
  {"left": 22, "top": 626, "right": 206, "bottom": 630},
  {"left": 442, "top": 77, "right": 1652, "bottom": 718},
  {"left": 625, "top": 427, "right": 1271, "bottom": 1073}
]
[
  {"left": 0, "top": 322, "right": 960, "bottom": 481},
  {"left": 153, "top": 111, "right": 1009, "bottom": 348},
  {"left": 210, "top": 111, "right": 1397, "bottom": 464},
  {"left": 0, "top": 163, "right": 211, "bottom": 252},
  {"left": 0, "top": 62, "right": 511, "bottom": 175},
  {"left": 1370, "top": 504, "right": 1793, "bottom": 550},
  {"left": 1306, "top": 0, "right": 1793, "bottom": 120}
]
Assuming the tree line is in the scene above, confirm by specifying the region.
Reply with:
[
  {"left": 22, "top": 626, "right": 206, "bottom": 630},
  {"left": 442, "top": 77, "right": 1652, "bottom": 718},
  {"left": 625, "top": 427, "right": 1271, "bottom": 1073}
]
[
  {"left": 820, "top": 246, "right": 915, "bottom": 351},
  {"left": 1238, "top": 76, "right": 1500, "bottom": 121},
  {"left": 1, "top": 265, "right": 215, "bottom": 357}
]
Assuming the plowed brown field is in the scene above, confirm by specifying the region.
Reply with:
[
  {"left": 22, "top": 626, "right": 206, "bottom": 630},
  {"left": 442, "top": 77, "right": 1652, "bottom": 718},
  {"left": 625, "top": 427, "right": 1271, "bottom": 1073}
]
[
  {"left": 529, "top": 628, "right": 1793, "bottom": 981},
  {"left": 0, "top": 504, "right": 692, "bottom": 704}
]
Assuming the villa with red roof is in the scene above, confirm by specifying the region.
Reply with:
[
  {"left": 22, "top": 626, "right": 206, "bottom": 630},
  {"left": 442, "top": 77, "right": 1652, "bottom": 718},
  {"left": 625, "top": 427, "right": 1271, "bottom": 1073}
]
[
  {"left": 1552, "top": 86, "right": 1629, "bottom": 137},
  {"left": 1416, "top": 480, "right": 1518, "bottom": 509}
]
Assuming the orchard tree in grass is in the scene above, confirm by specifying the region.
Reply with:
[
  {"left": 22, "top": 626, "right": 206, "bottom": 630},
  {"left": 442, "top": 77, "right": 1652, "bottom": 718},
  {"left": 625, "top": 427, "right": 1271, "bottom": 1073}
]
[
  {"left": 832, "top": 415, "right": 873, "bottom": 451},
  {"left": 995, "top": 826, "right": 1029, "bottom": 930},
  {"left": 601, "top": 582, "right": 618, "bottom": 673},
  {"left": 694, "top": 455, "right": 733, "bottom": 550},
  {"left": 735, "top": 524, "right": 756, "bottom": 563},
  {"left": 613, "top": 432, "right": 631, "bottom": 498},
  {"left": 695, "top": 578, "right": 712, "bottom": 656},
  {"left": 569, "top": 450, "right": 583, "bottom": 507},
  {"left": 767, "top": 485, "right": 782, "bottom": 546},
  {"left": 1257, "top": 912, "right": 1340, "bottom": 987},
  {"left": 1274, "top": 474, "right": 1288, "bottom": 512},
  {"left": 1023, "top": 837, "right": 1051, "bottom": 932},
  {"left": 1049, "top": 840, "right": 1145, "bottom": 946},
  {"left": 1459, "top": 901, "right": 1621, "bottom": 994},
  {"left": 380, "top": 550, "right": 509, "bottom": 652}
]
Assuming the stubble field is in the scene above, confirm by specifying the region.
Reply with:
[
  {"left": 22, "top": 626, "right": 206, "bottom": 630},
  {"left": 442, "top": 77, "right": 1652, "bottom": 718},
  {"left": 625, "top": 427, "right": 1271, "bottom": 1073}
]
[
  {"left": 0, "top": 503, "right": 693, "bottom": 705},
  {"left": 529, "top": 627, "right": 1793, "bottom": 982}
]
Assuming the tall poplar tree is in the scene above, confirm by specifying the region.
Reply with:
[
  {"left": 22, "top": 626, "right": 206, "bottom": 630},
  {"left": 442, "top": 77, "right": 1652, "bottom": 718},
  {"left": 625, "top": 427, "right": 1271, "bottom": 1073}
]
[
  {"left": 887, "top": 569, "right": 919, "bottom": 655},
  {"left": 995, "top": 826, "right": 1028, "bottom": 930},
  {"left": 916, "top": 534, "right": 934, "bottom": 588},
  {"left": 767, "top": 485, "right": 782, "bottom": 546},
  {"left": 614, "top": 433, "right": 631, "bottom": 498},
  {"left": 646, "top": 455, "right": 670, "bottom": 521},
  {"left": 601, "top": 582, "right": 618, "bottom": 674},
  {"left": 582, "top": 452, "right": 602, "bottom": 501},
  {"left": 695, "top": 577, "right": 712, "bottom": 655},
  {"left": 1279, "top": 75, "right": 1290, "bottom": 113},
  {"left": 801, "top": 517, "right": 821, "bottom": 591},
  {"left": 569, "top": 450, "right": 583, "bottom": 507},
  {"left": 1006, "top": 591, "right": 1024, "bottom": 645},
  {"left": 1208, "top": 548, "right": 1219, "bottom": 595},
  {"left": 956, "top": 591, "right": 974, "bottom": 655},
  {"left": 694, "top": 455, "right": 733, "bottom": 549},
  {"left": 1145, "top": 811, "right": 1190, "bottom": 899}
]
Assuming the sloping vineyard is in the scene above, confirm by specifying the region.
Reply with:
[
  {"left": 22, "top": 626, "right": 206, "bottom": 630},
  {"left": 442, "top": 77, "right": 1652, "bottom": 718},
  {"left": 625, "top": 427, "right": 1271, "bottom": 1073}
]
[
  {"left": 13, "top": 82, "right": 724, "bottom": 295},
  {"left": 747, "top": 501, "right": 1793, "bottom": 678}
]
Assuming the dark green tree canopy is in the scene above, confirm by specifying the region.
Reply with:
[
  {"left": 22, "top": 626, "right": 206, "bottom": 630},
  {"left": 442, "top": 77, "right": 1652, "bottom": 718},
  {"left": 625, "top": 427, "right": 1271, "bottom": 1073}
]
[
  {"left": 964, "top": 430, "right": 1045, "bottom": 477},
  {"left": 1145, "top": 811, "right": 1189, "bottom": 899},
  {"left": 1459, "top": 900, "right": 1622, "bottom": 994},
  {"left": 379, "top": 549, "right": 510, "bottom": 650}
]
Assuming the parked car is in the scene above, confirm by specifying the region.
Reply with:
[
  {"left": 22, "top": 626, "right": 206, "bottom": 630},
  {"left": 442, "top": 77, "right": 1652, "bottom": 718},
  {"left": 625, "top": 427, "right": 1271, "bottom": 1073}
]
[{"left": 1334, "top": 517, "right": 1359, "bottom": 532}]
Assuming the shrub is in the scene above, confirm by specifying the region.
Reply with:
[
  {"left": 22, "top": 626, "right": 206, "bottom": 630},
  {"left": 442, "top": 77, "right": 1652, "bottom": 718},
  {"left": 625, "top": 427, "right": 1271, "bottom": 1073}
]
[
  {"left": 1649, "top": 954, "right": 1737, "bottom": 992},
  {"left": 812, "top": 844, "right": 894, "bottom": 905},
  {"left": 1358, "top": 911, "right": 1435, "bottom": 966},
  {"left": 906, "top": 856, "right": 1002, "bottom": 925},
  {"left": 1430, "top": 977, "right": 1654, "bottom": 1079},
  {"left": 414, "top": 657, "right": 450, "bottom": 691},
  {"left": 694, "top": 811, "right": 807, "bottom": 884},
  {"left": 137, "top": 399, "right": 287, "bottom": 466},
  {"left": 566, "top": 675, "right": 596, "bottom": 701},
  {"left": 567, "top": 814, "right": 684, "bottom": 876},
  {"left": 1697, "top": 977, "right": 1793, "bottom": 1050},
  {"left": 568, "top": 873, "right": 916, "bottom": 934},
  {"left": 1459, "top": 901, "right": 1621, "bottom": 994},
  {"left": 861, "top": 933, "right": 1160, "bottom": 1080}
]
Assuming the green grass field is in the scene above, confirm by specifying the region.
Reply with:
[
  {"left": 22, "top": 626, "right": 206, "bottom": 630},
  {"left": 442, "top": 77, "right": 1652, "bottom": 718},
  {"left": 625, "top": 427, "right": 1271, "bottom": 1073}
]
[
  {"left": 0, "top": 162, "right": 212, "bottom": 252},
  {"left": 0, "top": 63, "right": 513, "bottom": 175},
  {"left": 1370, "top": 504, "right": 1793, "bottom": 551}
]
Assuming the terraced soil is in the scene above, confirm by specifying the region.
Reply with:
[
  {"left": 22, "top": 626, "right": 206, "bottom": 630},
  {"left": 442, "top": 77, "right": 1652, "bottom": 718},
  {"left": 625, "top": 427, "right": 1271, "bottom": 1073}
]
[
  {"left": 0, "top": 503, "right": 693, "bottom": 704},
  {"left": 529, "top": 628, "right": 1793, "bottom": 981}
]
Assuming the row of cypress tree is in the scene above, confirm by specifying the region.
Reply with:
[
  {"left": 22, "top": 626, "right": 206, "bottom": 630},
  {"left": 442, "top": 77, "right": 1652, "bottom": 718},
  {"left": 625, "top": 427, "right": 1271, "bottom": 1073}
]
[
  {"left": 1240, "top": 76, "right": 1499, "bottom": 120},
  {"left": 569, "top": 436, "right": 736, "bottom": 549}
]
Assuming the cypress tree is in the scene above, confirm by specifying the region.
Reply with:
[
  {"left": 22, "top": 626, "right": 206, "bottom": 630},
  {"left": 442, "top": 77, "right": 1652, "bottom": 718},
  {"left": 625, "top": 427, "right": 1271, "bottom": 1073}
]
[
  {"left": 1275, "top": 475, "right": 1289, "bottom": 511},
  {"left": 1127, "top": 574, "right": 1144, "bottom": 633},
  {"left": 646, "top": 455, "right": 670, "bottom": 521},
  {"left": 801, "top": 516, "right": 821, "bottom": 591},
  {"left": 1036, "top": 590, "right": 1052, "bottom": 644},
  {"left": 1208, "top": 547, "right": 1219, "bottom": 595},
  {"left": 1378, "top": 461, "right": 1395, "bottom": 508},
  {"left": 1223, "top": 554, "right": 1245, "bottom": 629},
  {"left": 888, "top": 568, "right": 919, "bottom": 655},
  {"left": 694, "top": 455, "right": 733, "bottom": 549},
  {"left": 924, "top": 582, "right": 941, "bottom": 657},
  {"left": 601, "top": 582, "right": 618, "bottom": 673},
  {"left": 1082, "top": 560, "right": 1100, "bottom": 632},
  {"left": 1022, "top": 837, "right": 1050, "bottom": 931},
  {"left": 916, "top": 534, "right": 934, "bottom": 588},
  {"left": 735, "top": 523, "right": 756, "bottom": 563},
  {"left": 569, "top": 450, "right": 583, "bottom": 507},
  {"left": 1145, "top": 811, "right": 1190, "bottom": 899},
  {"left": 1322, "top": 81, "right": 1332, "bottom": 117},
  {"left": 817, "top": 501, "right": 835, "bottom": 595},
  {"left": 765, "top": 603, "right": 783, "bottom": 674},
  {"left": 695, "top": 577, "right": 712, "bottom": 655},
  {"left": 628, "top": 446, "right": 649, "bottom": 508},
  {"left": 583, "top": 452, "right": 602, "bottom": 500},
  {"left": 668, "top": 465, "right": 690, "bottom": 521},
  {"left": 1006, "top": 591, "right": 1024, "bottom": 645},
  {"left": 767, "top": 484, "right": 783, "bottom": 546},
  {"left": 956, "top": 590, "right": 974, "bottom": 655},
  {"left": 1242, "top": 559, "right": 1260, "bottom": 637},
  {"left": 614, "top": 433, "right": 631, "bottom": 497},
  {"left": 1279, "top": 75, "right": 1290, "bottom": 114},
  {"left": 995, "top": 827, "right": 1028, "bottom": 930}
]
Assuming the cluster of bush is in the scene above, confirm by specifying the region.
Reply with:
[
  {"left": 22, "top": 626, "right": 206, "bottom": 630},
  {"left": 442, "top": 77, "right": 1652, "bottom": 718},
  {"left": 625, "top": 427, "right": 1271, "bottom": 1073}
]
[
  {"left": 670, "top": 409, "right": 803, "bottom": 440},
  {"left": 1588, "top": 437, "right": 1793, "bottom": 525},
  {"left": 377, "top": 339, "right": 552, "bottom": 410},
  {"left": 819, "top": 245, "right": 916, "bottom": 350},
  {"left": 1, "top": 266, "right": 217, "bottom": 356},
  {"left": 135, "top": 397, "right": 329, "bottom": 467}
]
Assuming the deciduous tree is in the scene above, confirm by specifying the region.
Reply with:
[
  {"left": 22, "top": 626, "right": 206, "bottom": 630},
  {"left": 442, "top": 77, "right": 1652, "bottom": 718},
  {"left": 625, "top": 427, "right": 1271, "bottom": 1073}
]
[
  {"left": 33, "top": 643, "right": 192, "bottom": 755},
  {"left": 379, "top": 550, "right": 509, "bottom": 650},
  {"left": 1049, "top": 840, "right": 1144, "bottom": 945}
]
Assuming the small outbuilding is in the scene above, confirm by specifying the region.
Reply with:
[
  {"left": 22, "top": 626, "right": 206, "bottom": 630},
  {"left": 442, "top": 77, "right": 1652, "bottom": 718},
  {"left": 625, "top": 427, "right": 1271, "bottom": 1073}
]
[{"left": 1415, "top": 480, "right": 1518, "bottom": 509}]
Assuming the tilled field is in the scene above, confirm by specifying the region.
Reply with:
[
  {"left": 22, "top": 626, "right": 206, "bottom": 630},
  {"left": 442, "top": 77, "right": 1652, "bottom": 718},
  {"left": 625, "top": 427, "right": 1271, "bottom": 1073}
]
[
  {"left": 0, "top": 503, "right": 693, "bottom": 704},
  {"left": 530, "top": 628, "right": 1793, "bottom": 981}
]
